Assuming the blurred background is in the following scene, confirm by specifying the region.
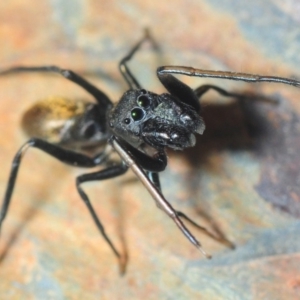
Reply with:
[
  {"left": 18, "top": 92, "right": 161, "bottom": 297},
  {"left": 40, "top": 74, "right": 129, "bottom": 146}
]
[{"left": 0, "top": 1, "right": 300, "bottom": 299}]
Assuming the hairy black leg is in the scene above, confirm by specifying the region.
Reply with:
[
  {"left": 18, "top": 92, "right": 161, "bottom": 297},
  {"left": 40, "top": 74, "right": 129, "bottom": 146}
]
[
  {"left": 76, "top": 164, "right": 128, "bottom": 273},
  {"left": 157, "top": 66, "right": 300, "bottom": 88},
  {"left": 119, "top": 29, "right": 159, "bottom": 89},
  {"left": 157, "top": 71, "right": 201, "bottom": 112},
  {"left": 0, "top": 138, "right": 109, "bottom": 232},
  {"left": 0, "top": 66, "right": 112, "bottom": 110}
]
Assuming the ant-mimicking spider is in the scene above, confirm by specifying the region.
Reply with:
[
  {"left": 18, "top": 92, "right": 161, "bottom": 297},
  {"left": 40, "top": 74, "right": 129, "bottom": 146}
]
[{"left": 0, "top": 30, "right": 300, "bottom": 273}]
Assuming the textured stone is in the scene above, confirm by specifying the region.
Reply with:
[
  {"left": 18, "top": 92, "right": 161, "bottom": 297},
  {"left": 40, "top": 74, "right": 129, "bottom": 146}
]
[{"left": 0, "top": 1, "right": 300, "bottom": 299}]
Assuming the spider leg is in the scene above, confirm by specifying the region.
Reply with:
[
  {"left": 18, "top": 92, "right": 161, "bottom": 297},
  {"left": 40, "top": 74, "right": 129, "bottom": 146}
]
[
  {"left": 76, "top": 164, "right": 128, "bottom": 273},
  {"left": 157, "top": 64, "right": 299, "bottom": 111},
  {"left": 0, "top": 138, "right": 109, "bottom": 233},
  {"left": 194, "top": 84, "right": 244, "bottom": 99},
  {"left": 119, "top": 29, "right": 159, "bottom": 89},
  {"left": 116, "top": 139, "right": 166, "bottom": 191},
  {"left": 119, "top": 140, "right": 167, "bottom": 172},
  {"left": 157, "top": 70, "right": 201, "bottom": 112},
  {"left": 157, "top": 66, "right": 300, "bottom": 88},
  {"left": 0, "top": 66, "right": 112, "bottom": 109},
  {"left": 194, "top": 84, "right": 278, "bottom": 104},
  {"left": 176, "top": 211, "right": 235, "bottom": 249},
  {"left": 111, "top": 137, "right": 211, "bottom": 258},
  {"left": 147, "top": 172, "right": 161, "bottom": 191}
]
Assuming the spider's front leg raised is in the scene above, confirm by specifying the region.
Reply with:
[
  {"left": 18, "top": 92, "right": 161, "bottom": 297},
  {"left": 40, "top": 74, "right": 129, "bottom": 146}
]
[{"left": 157, "top": 65, "right": 300, "bottom": 88}]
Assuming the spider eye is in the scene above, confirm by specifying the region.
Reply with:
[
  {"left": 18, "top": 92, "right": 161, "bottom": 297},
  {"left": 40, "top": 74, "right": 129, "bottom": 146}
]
[
  {"left": 131, "top": 108, "right": 144, "bottom": 121},
  {"left": 137, "top": 95, "right": 150, "bottom": 108},
  {"left": 124, "top": 118, "right": 131, "bottom": 124}
]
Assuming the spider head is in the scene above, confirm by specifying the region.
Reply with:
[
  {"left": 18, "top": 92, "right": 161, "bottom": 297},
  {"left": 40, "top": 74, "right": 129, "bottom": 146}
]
[{"left": 109, "top": 89, "right": 205, "bottom": 150}]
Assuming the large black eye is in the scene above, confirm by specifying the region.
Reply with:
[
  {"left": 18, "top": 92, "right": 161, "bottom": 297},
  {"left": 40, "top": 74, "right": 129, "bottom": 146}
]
[
  {"left": 137, "top": 95, "right": 150, "bottom": 108},
  {"left": 131, "top": 108, "right": 144, "bottom": 121}
]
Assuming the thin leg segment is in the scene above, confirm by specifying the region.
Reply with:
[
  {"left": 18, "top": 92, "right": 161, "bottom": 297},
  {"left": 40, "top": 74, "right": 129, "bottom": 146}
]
[
  {"left": 194, "top": 83, "right": 279, "bottom": 105},
  {"left": 176, "top": 211, "right": 235, "bottom": 249},
  {"left": 119, "top": 29, "right": 159, "bottom": 90},
  {"left": 157, "top": 66, "right": 300, "bottom": 87},
  {"left": 0, "top": 66, "right": 112, "bottom": 109},
  {"left": 194, "top": 84, "right": 245, "bottom": 99},
  {"left": 76, "top": 164, "right": 128, "bottom": 269}
]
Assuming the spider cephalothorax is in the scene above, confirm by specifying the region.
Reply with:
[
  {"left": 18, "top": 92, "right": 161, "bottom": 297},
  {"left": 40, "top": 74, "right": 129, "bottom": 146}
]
[{"left": 109, "top": 89, "right": 205, "bottom": 151}]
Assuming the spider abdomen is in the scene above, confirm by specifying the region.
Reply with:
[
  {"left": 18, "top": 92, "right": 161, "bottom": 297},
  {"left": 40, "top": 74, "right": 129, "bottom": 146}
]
[{"left": 21, "top": 96, "right": 108, "bottom": 149}]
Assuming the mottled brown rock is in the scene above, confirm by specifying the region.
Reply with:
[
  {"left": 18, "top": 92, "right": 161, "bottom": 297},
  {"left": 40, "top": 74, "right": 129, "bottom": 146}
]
[{"left": 0, "top": 1, "right": 300, "bottom": 299}]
